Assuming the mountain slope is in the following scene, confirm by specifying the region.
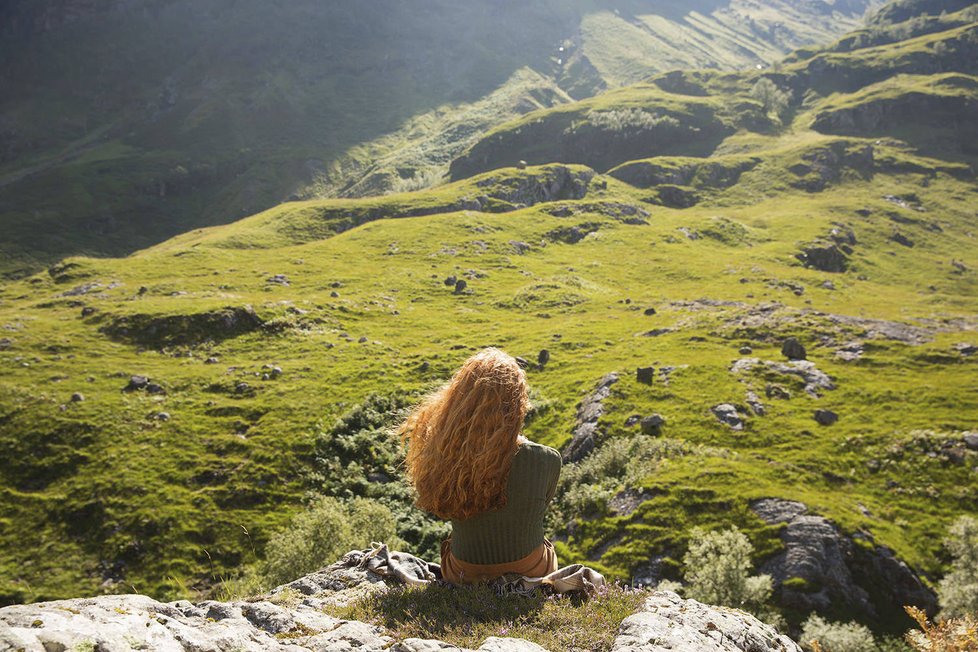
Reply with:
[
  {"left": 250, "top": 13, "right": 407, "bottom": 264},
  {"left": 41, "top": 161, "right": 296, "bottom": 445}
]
[
  {"left": 1, "top": 0, "right": 976, "bottom": 639},
  {"left": 0, "top": 0, "right": 876, "bottom": 276}
]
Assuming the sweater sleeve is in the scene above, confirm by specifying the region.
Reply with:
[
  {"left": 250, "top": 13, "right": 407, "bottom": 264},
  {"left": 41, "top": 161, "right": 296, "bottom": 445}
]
[{"left": 543, "top": 445, "right": 562, "bottom": 504}]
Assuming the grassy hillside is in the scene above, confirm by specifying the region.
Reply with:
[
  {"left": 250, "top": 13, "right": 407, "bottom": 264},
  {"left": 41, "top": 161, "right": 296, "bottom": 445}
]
[
  {"left": 0, "top": 0, "right": 875, "bottom": 276},
  {"left": 1, "top": 0, "right": 976, "bottom": 640}
]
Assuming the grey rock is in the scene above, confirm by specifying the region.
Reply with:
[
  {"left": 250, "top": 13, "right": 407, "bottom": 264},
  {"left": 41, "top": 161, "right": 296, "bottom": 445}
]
[
  {"left": 835, "top": 341, "right": 864, "bottom": 362},
  {"left": 814, "top": 409, "right": 838, "bottom": 425},
  {"left": 562, "top": 372, "right": 619, "bottom": 462},
  {"left": 746, "top": 391, "right": 765, "bottom": 416},
  {"left": 515, "top": 357, "right": 530, "bottom": 369},
  {"left": 739, "top": 345, "right": 753, "bottom": 355},
  {"left": 146, "top": 382, "right": 165, "bottom": 394},
  {"left": 330, "top": 290, "right": 340, "bottom": 298},
  {"left": 954, "top": 342, "right": 977, "bottom": 356},
  {"left": 0, "top": 338, "right": 11, "bottom": 350},
  {"left": 537, "top": 349, "right": 550, "bottom": 366},
  {"left": 479, "top": 637, "right": 548, "bottom": 652},
  {"left": 733, "top": 358, "right": 834, "bottom": 398},
  {"left": 611, "top": 592, "right": 802, "bottom": 652},
  {"left": 454, "top": 279, "right": 468, "bottom": 294},
  {"left": 358, "top": 336, "right": 369, "bottom": 343},
  {"left": 267, "top": 274, "right": 290, "bottom": 286},
  {"left": 609, "top": 489, "right": 655, "bottom": 517},
  {"left": 640, "top": 414, "right": 665, "bottom": 436},
  {"left": 643, "top": 307, "right": 656, "bottom": 316},
  {"left": 124, "top": 375, "right": 149, "bottom": 391},
  {"left": 781, "top": 337, "right": 806, "bottom": 360},
  {"left": 395, "top": 639, "right": 473, "bottom": 652},
  {"left": 711, "top": 404, "right": 744, "bottom": 430},
  {"left": 444, "top": 275, "right": 457, "bottom": 287},
  {"left": 636, "top": 366, "right": 655, "bottom": 385},
  {"left": 205, "top": 356, "right": 220, "bottom": 364},
  {"left": 154, "top": 412, "right": 170, "bottom": 421},
  {"left": 509, "top": 241, "right": 532, "bottom": 254},
  {"left": 80, "top": 306, "right": 96, "bottom": 317},
  {"left": 963, "top": 432, "right": 978, "bottom": 451},
  {"left": 70, "top": 392, "right": 84, "bottom": 402},
  {"left": 624, "top": 414, "right": 642, "bottom": 427},
  {"left": 751, "top": 498, "right": 936, "bottom": 621}
]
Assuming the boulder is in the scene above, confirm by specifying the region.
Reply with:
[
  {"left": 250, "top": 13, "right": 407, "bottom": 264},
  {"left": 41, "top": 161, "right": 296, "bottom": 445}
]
[
  {"left": 636, "top": 367, "right": 655, "bottom": 385},
  {"left": 537, "top": 350, "right": 550, "bottom": 366},
  {"left": 454, "top": 279, "right": 468, "bottom": 294},
  {"left": 963, "top": 432, "right": 978, "bottom": 451},
  {"left": 612, "top": 592, "right": 802, "bottom": 652},
  {"left": 712, "top": 404, "right": 744, "bottom": 430},
  {"left": 124, "top": 375, "right": 149, "bottom": 392},
  {"left": 781, "top": 337, "right": 806, "bottom": 360},
  {"left": 640, "top": 414, "right": 665, "bottom": 436},
  {"left": 814, "top": 409, "right": 839, "bottom": 425}
]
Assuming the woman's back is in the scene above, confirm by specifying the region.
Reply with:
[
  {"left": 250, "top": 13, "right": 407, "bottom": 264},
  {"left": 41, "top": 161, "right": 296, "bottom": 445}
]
[{"left": 449, "top": 440, "right": 561, "bottom": 565}]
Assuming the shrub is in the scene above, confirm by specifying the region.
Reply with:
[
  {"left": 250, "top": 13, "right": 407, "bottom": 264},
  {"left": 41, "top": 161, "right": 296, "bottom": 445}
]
[
  {"left": 938, "top": 515, "right": 978, "bottom": 618},
  {"left": 905, "top": 605, "right": 978, "bottom": 652},
  {"left": 799, "top": 615, "right": 877, "bottom": 652},
  {"left": 682, "top": 526, "right": 772, "bottom": 612},
  {"left": 750, "top": 78, "right": 793, "bottom": 121},
  {"left": 261, "top": 496, "right": 400, "bottom": 586}
]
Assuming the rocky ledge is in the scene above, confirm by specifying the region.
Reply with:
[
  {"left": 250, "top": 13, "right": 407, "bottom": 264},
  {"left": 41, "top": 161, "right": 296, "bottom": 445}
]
[{"left": 1, "top": 555, "right": 801, "bottom": 652}]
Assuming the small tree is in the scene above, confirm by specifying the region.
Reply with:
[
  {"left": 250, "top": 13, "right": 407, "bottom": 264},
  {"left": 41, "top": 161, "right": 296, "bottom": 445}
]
[
  {"left": 938, "top": 515, "right": 978, "bottom": 618},
  {"left": 750, "top": 78, "right": 793, "bottom": 122},
  {"left": 683, "top": 526, "right": 773, "bottom": 612}
]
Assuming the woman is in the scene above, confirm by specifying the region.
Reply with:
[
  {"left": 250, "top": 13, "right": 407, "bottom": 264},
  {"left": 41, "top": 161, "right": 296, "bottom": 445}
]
[{"left": 398, "top": 347, "right": 562, "bottom": 584}]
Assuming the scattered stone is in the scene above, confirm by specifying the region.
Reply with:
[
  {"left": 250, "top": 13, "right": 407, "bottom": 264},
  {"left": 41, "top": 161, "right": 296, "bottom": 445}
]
[
  {"left": 814, "top": 409, "right": 839, "bottom": 426},
  {"left": 640, "top": 329, "right": 671, "bottom": 337},
  {"left": 358, "top": 336, "right": 369, "bottom": 343},
  {"left": 835, "top": 341, "right": 864, "bottom": 362},
  {"left": 537, "top": 349, "right": 550, "bottom": 366},
  {"left": 270, "top": 366, "right": 283, "bottom": 377},
  {"left": 739, "top": 345, "right": 753, "bottom": 355},
  {"left": 267, "top": 274, "right": 290, "bottom": 286},
  {"left": 61, "top": 282, "right": 103, "bottom": 297},
  {"left": 608, "top": 489, "right": 655, "bottom": 517},
  {"left": 146, "top": 383, "right": 165, "bottom": 395},
  {"left": 643, "top": 307, "right": 656, "bottom": 316},
  {"left": 734, "top": 358, "right": 833, "bottom": 397},
  {"left": 962, "top": 432, "right": 978, "bottom": 451},
  {"left": 70, "top": 392, "right": 84, "bottom": 402},
  {"left": 640, "top": 414, "right": 665, "bottom": 436},
  {"left": 636, "top": 367, "right": 655, "bottom": 385},
  {"left": 821, "top": 280, "right": 837, "bottom": 290},
  {"left": 154, "top": 412, "right": 170, "bottom": 421},
  {"left": 235, "top": 382, "right": 251, "bottom": 394},
  {"left": 516, "top": 160, "right": 527, "bottom": 170},
  {"left": 781, "top": 337, "right": 807, "bottom": 360},
  {"left": 624, "top": 414, "right": 642, "bottom": 427},
  {"left": 454, "top": 279, "right": 467, "bottom": 294},
  {"left": 80, "top": 306, "right": 96, "bottom": 317},
  {"left": 138, "top": 286, "right": 148, "bottom": 295},
  {"left": 890, "top": 232, "right": 914, "bottom": 248},
  {"left": 330, "top": 291, "right": 340, "bottom": 298},
  {"left": 418, "top": 361, "right": 430, "bottom": 372},
  {"left": 514, "top": 357, "right": 530, "bottom": 369},
  {"left": 712, "top": 404, "right": 744, "bottom": 430},
  {"left": 562, "top": 372, "right": 619, "bottom": 463},
  {"left": 0, "top": 338, "right": 10, "bottom": 350},
  {"left": 951, "top": 259, "right": 968, "bottom": 273},
  {"left": 765, "top": 383, "right": 791, "bottom": 400},
  {"left": 443, "top": 275, "right": 457, "bottom": 286},
  {"left": 746, "top": 391, "right": 765, "bottom": 416},
  {"left": 509, "top": 240, "right": 531, "bottom": 254},
  {"left": 124, "top": 375, "right": 149, "bottom": 392},
  {"left": 953, "top": 343, "right": 977, "bottom": 356},
  {"left": 205, "top": 357, "right": 220, "bottom": 364}
]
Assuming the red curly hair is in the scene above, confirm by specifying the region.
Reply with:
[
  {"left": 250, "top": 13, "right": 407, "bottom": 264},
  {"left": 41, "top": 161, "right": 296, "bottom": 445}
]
[{"left": 398, "top": 348, "right": 530, "bottom": 520}]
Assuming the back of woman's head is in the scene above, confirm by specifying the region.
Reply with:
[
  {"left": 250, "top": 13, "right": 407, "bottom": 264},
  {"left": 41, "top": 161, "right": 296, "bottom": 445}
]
[{"left": 398, "top": 347, "right": 530, "bottom": 520}]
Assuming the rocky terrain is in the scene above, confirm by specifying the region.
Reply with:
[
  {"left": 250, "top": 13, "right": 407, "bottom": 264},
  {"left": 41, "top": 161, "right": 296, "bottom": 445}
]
[
  {"left": 0, "top": 554, "right": 801, "bottom": 652},
  {"left": 0, "top": 0, "right": 976, "bottom": 643}
]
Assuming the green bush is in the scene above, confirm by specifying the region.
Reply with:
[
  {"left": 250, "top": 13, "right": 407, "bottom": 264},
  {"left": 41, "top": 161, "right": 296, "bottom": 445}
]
[
  {"left": 799, "top": 615, "right": 878, "bottom": 652},
  {"left": 938, "top": 515, "right": 978, "bottom": 618},
  {"left": 682, "top": 527, "right": 773, "bottom": 612},
  {"left": 261, "top": 496, "right": 400, "bottom": 586}
]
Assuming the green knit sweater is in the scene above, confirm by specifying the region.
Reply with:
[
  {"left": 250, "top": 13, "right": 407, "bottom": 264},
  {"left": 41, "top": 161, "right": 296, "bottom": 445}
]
[{"left": 449, "top": 440, "right": 562, "bottom": 564}]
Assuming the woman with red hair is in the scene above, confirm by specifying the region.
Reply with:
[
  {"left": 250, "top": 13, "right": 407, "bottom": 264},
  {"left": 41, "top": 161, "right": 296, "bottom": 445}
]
[{"left": 398, "top": 347, "right": 561, "bottom": 584}]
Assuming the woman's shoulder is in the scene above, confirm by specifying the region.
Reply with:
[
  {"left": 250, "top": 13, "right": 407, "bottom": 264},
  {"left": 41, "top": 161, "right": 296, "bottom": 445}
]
[{"left": 516, "top": 439, "right": 561, "bottom": 468}]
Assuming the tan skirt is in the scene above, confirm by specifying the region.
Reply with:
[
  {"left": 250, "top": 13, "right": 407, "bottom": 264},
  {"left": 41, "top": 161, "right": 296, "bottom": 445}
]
[{"left": 440, "top": 538, "right": 558, "bottom": 585}]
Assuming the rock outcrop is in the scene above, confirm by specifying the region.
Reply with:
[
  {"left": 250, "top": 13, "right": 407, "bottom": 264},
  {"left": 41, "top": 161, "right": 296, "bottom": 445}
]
[
  {"left": 562, "top": 372, "right": 620, "bottom": 462},
  {"left": 1, "top": 558, "right": 803, "bottom": 652},
  {"left": 751, "top": 499, "right": 937, "bottom": 622}
]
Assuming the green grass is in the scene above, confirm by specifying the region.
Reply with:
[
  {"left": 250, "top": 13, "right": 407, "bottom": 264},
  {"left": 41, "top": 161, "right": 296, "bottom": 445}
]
[
  {"left": 326, "top": 581, "right": 646, "bottom": 652},
  {"left": 0, "top": 3, "right": 976, "bottom": 640}
]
